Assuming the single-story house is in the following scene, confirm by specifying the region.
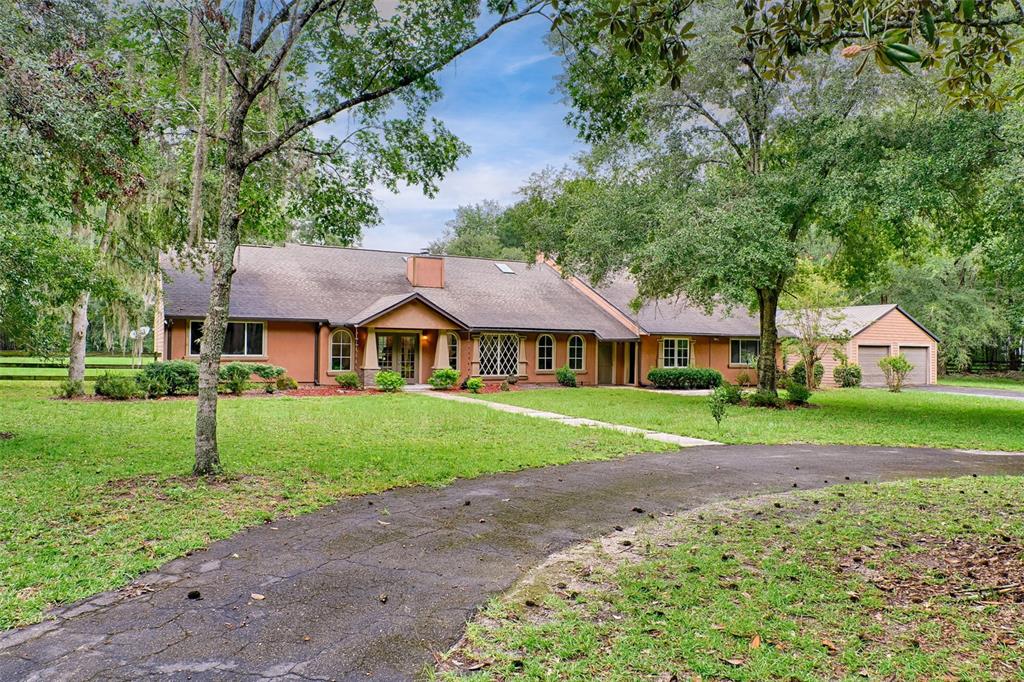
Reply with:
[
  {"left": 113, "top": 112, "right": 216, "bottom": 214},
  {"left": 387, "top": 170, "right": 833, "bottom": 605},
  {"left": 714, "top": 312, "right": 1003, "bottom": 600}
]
[
  {"left": 155, "top": 244, "right": 936, "bottom": 387},
  {"left": 787, "top": 304, "right": 939, "bottom": 388}
]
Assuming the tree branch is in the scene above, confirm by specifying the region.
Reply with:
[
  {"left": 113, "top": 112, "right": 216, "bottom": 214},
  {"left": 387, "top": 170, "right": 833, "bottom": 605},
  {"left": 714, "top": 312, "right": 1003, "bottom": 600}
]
[
  {"left": 244, "top": 0, "right": 544, "bottom": 166},
  {"left": 249, "top": 0, "right": 303, "bottom": 53}
]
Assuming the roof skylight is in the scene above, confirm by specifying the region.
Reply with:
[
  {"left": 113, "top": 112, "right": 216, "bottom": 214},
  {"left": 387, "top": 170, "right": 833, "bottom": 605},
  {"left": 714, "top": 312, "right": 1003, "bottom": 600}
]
[{"left": 495, "top": 263, "right": 515, "bottom": 274}]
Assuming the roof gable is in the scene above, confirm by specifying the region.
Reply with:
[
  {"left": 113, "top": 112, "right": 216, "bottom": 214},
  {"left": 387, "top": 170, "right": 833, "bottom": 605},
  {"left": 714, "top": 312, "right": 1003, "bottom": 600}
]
[{"left": 352, "top": 294, "right": 468, "bottom": 329}]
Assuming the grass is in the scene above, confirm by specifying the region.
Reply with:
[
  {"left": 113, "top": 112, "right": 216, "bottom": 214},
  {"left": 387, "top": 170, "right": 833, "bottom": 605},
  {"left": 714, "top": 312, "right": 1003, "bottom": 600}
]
[
  {"left": 0, "top": 382, "right": 668, "bottom": 629},
  {"left": 0, "top": 355, "right": 153, "bottom": 366},
  {"left": 478, "top": 387, "right": 1024, "bottom": 452},
  {"left": 0, "top": 366, "right": 140, "bottom": 377},
  {"left": 940, "top": 373, "right": 1024, "bottom": 393},
  {"left": 445, "top": 476, "right": 1024, "bottom": 681}
]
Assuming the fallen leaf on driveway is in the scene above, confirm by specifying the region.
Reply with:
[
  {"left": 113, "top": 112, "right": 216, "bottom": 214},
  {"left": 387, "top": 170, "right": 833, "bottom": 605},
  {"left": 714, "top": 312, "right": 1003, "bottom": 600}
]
[
  {"left": 250, "top": 593, "right": 265, "bottom": 601},
  {"left": 377, "top": 520, "right": 391, "bottom": 526}
]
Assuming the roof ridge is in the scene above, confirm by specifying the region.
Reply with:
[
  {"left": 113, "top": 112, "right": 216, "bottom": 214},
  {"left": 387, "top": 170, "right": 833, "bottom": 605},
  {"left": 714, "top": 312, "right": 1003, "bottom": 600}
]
[{"left": 256, "top": 241, "right": 531, "bottom": 265}]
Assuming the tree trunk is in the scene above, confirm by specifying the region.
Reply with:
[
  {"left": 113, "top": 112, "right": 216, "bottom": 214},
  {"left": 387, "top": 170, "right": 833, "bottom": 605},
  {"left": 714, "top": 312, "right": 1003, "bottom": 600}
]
[
  {"left": 756, "top": 287, "right": 781, "bottom": 394},
  {"left": 67, "top": 195, "right": 90, "bottom": 392},
  {"left": 193, "top": 154, "right": 245, "bottom": 477}
]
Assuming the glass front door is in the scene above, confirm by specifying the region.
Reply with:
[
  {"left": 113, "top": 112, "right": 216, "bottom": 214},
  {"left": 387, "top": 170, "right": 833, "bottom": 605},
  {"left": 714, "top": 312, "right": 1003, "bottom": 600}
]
[{"left": 377, "top": 333, "right": 418, "bottom": 381}]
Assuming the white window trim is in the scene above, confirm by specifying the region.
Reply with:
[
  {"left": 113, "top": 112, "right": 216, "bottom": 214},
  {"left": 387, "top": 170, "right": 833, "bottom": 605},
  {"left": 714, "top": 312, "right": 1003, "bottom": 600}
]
[
  {"left": 536, "top": 334, "right": 555, "bottom": 373},
  {"left": 478, "top": 332, "right": 521, "bottom": 377},
  {"left": 659, "top": 337, "right": 691, "bottom": 369},
  {"left": 328, "top": 329, "right": 354, "bottom": 373},
  {"left": 567, "top": 334, "right": 586, "bottom": 372},
  {"left": 187, "top": 319, "right": 267, "bottom": 358},
  {"left": 447, "top": 332, "right": 460, "bottom": 371},
  {"left": 729, "top": 337, "right": 760, "bottom": 368}
]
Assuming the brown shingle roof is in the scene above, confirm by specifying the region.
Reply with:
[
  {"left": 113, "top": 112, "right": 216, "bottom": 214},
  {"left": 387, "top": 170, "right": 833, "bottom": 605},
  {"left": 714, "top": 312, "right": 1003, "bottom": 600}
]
[
  {"left": 161, "top": 244, "right": 637, "bottom": 340},
  {"left": 590, "top": 274, "right": 774, "bottom": 337}
]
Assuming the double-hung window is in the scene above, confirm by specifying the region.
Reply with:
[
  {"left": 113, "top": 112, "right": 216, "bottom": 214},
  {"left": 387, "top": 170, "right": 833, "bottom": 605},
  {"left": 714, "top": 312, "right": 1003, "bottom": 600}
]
[
  {"left": 567, "top": 335, "right": 585, "bottom": 371},
  {"left": 189, "top": 320, "right": 264, "bottom": 357},
  {"left": 536, "top": 334, "right": 554, "bottom": 371},
  {"left": 478, "top": 334, "right": 519, "bottom": 376},
  {"left": 660, "top": 337, "right": 689, "bottom": 368},
  {"left": 730, "top": 338, "right": 760, "bottom": 366}
]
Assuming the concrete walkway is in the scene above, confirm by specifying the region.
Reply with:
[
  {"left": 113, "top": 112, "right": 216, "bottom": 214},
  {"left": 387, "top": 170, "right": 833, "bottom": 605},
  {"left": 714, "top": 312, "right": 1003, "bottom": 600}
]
[
  {"left": 910, "top": 385, "right": 1024, "bottom": 402},
  {"left": 2, "top": 445, "right": 1023, "bottom": 681},
  {"left": 422, "top": 391, "right": 719, "bottom": 447}
]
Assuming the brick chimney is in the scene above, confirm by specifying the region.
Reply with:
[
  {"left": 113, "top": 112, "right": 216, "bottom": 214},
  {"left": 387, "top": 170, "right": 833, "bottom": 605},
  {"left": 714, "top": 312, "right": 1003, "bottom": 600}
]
[{"left": 406, "top": 254, "right": 445, "bottom": 288}]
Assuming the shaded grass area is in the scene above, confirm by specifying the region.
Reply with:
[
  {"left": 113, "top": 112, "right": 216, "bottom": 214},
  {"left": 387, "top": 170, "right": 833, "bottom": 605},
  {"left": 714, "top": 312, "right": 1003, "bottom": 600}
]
[
  {"left": 941, "top": 373, "right": 1024, "bottom": 393},
  {"left": 446, "top": 476, "right": 1024, "bottom": 681},
  {"left": 0, "top": 355, "right": 153, "bottom": 366},
  {"left": 479, "top": 387, "right": 1024, "bottom": 452},
  {"left": 0, "top": 382, "right": 667, "bottom": 629},
  {"left": 0, "top": 366, "right": 140, "bottom": 377}
]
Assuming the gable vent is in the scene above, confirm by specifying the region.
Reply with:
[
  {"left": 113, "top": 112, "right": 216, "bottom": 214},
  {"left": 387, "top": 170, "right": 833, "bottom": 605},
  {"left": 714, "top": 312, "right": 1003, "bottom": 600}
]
[{"left": 495, "top": 263, "right": 515, "bottom": 274}]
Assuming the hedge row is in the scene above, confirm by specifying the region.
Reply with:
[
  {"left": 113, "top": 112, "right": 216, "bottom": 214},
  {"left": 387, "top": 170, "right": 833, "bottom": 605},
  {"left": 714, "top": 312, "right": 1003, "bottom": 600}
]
[{"left": 646, "top": 367, "right": 723, "bottom": 390}]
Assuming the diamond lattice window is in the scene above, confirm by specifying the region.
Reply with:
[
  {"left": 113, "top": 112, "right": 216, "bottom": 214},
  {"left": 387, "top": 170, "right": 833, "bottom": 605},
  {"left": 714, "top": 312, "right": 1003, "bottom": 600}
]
[{"left": 479, "top": 334, "right": 519, "bottom": 376}]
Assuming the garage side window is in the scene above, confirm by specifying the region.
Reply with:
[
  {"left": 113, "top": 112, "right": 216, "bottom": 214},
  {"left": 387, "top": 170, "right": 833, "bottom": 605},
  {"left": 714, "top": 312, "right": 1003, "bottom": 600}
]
[
  {"left": 190, "top": 321, "right": 264, "bottom": 356},
  {"left": 330, "top": 330, "right": 353, "bottom": 372}
]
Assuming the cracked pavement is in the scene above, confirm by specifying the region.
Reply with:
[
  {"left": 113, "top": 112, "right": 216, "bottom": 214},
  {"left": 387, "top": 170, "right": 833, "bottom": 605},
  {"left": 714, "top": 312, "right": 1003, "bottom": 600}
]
[{"left": 2, "top": 444, "right": 1023, "bottom": 681}]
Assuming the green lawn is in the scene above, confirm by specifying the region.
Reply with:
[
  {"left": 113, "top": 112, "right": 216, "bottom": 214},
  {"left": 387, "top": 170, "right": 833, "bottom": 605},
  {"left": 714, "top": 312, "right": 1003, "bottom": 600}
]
[
  {"left": 940, "top": 373, "right": 1024, "bottom": 393},
  {"left": 0, "top": 382, "right": 666, "bottom": 629},
  {"left": 0, "top": 366, "right": 140, "bottom": 377},
  {"left": 0, "top": 355, "right": 153, "bottom": 366},
  {"left": 446, "top": 476, "right": 1024, "bottom": 681},
  {"left": 478, "top": 387, "right": 1024, "bottom": 452}
]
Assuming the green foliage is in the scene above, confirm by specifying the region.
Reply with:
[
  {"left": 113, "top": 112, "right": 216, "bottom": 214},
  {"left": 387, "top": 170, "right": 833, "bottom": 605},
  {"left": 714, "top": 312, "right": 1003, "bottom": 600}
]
[
  {"left": 707, "top": 387, "right": 731, "bottom": 427},
  {"left": 137, "top": 374, "right": 169, "bottom": 399},
  {"left": 879, "top": 354, "right": 914, "bottom": 393},
  {"left": 789, "top": 360, "right": 824, "bottom": 389},
  {"left": 428, "top": 368, "right": 461, "bottom": 390},
  {"left": 499, "top": 380, "right": 511, "bottom": 392},
  {"left": 334, "top": 372, "right": 362, "bottom": 390},
  {"left": 375, "top": 371, "right": 405, "bottom": 393},
  {"left": 53, "top": 379, "right": 85, "bottom": 399},
  {"left": 834, "top": 363, "right": 863, "bottom": 388},
  {"left": 718, "top": 382, "right": 744, "bottom": 405},
  {"left": 465, "top": 377, "right": 485, "bottom": 393},
  {"left": 218, "top": 363, "right": 284, "bottom": 396},
  {"left": 555, "top": 365, "right": 578, "bottom": 387},
  {"left": 276, "top": 375, "right": 299, "bottom": 391},
  {"left": 748, "top": 390, "right": 783, "bottom": 408},
  {"left": 138, "top": 361, "right": 199, "bottom": 396},
  {"left": 647, "top": 367, "right": 723, "bottom": 390},
  {"left": 785, "top": 380, "right": 812, "bottom": 405},
  {"left": 427, "top": 201, "right": 528, "bottom": 260},
  {"left": 735, "top": 372, "right": 752, "bottom": 387},
  {"left": 94, "top": 373, "right": 141, "bottom": 400}
]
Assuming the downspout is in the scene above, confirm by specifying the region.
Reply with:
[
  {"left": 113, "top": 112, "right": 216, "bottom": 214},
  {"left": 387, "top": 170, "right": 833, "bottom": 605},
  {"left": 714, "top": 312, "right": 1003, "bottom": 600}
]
[{"left": 314, "top": 322, "right": 322, "bottom": 386}]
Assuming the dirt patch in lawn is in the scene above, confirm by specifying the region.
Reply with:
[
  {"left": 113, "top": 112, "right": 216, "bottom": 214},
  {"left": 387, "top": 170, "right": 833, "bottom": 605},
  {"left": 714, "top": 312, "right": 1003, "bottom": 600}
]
[
  {"left": 0, "top": 432, "right": 13, "bottom": 440},
  {"left": 99, "top": 473, "right": 271, "bottom": 502}
]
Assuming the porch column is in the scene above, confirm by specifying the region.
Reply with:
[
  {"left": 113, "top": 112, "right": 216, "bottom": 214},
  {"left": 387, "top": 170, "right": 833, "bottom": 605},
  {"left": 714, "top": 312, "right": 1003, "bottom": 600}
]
[
  {"left": 363, "top": 328, "right": 379, "bottom": 369},
  {"left": 433, "top": 330, "right": 450, "bottom": 370}
]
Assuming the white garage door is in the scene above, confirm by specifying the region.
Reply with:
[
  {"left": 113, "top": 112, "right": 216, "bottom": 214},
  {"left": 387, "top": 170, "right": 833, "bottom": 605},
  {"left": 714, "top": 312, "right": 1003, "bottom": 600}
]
[
  {"left": 901, "top": 347, "right": 929, "bottom": 385},
  {"left": 858, "top": 346, "right": 890, "bottom": 387}
]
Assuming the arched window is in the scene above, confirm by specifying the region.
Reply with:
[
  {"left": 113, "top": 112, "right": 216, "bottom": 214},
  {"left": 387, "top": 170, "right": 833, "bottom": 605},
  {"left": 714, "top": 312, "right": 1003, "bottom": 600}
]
[
  {"left": 537, "top": 334, "right": 554, "bottom": 371},
  {"left": 330, "top": 330, "right": 353, "bottom": 372},
  {"left": 447, "top": 332, "right": 459, "bottom": 370},
  {"left": 568, "top": 335, "right": 585, "bottom": 371}
]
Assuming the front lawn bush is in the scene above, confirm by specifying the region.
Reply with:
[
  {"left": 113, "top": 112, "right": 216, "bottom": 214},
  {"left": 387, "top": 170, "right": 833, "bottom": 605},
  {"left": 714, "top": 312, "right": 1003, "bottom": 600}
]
[
  {"left": 707, "top": 386, "right": 731, "bottom": 426},
  {"left": 218, "top": 363, "right": 285, "bottom": 395},
  {"left": 375, "top": 370, "right": 405, "bottom": 392},
  {"left": 54, "top": 379, "right": 85, "bottom": 399},
  {"left": 276, "top": 375, "right": 299, "bottom": 391},
  {"left": 646, "top": 367, "right": 723, "bottom": 390},
  {"left": 138, "top": 360, "right": 199, "bottom": 395},
  {"left": 789, "top": 360, "right": 824, "bottom": 389},
  {"left": 335, "top": 371, "right": 362, "bottom": 389},
  {"left": 465, "top": 377, "right": 485, "bottom": 393},
  {"left": 834, "top": 363, "right": 862, "bottom": 388},
  {"left": 785, "top": 380, "right": 811, "bottom": 405},
  {"left": 748, "top": 390, "right": 782, "bottom": 408},
  {"left": 94, "top": 373, "right": 142, "bottom": 400},
  {"left": 428, "top": 368, "right": 460, "bottom": 390},
  {"left": 556, "top": 364, "right": 577, "bottom": 387},
  {"left": 137, "top": 374, "right": 169, "bottom": 399},
  {"left": 718, "top": 381, "right": 743, "bottom": 404},
  {"left": 880, "top": 354, "right": 913, "bottom": 393}
]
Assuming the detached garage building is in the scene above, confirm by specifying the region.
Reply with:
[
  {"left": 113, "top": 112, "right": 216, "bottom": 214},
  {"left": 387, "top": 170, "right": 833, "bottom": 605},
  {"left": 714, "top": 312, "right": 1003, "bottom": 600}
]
[{"left": 824, "top": 305, "right": 939, "bottom": 387}]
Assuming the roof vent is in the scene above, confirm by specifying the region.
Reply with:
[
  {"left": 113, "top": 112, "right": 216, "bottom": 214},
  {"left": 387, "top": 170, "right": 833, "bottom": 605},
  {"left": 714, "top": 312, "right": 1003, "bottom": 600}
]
[{"left": 495, "top": 263, "right": 514, "bottom": 274}]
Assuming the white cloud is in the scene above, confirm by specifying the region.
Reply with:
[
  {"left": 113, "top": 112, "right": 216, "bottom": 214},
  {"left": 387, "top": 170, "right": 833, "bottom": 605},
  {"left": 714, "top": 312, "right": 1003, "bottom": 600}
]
[{"left": 503, "top": 52, "right": 554, "bottom": 75}]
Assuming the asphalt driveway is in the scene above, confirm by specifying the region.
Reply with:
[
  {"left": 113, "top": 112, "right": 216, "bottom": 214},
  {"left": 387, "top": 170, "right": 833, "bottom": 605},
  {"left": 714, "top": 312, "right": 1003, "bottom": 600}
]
[
  {"left": 911, "top": 385, "right": 1024, "bottom": 401},
  {"left": 2, "top": 445, "right": 1023, "bottom": 681}
]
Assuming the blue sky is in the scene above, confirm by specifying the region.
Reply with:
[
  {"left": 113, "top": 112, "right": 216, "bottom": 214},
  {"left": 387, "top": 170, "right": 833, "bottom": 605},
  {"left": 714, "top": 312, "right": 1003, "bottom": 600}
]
[{"left": 339, "top": 15, "right": 582, "bottom": 252}]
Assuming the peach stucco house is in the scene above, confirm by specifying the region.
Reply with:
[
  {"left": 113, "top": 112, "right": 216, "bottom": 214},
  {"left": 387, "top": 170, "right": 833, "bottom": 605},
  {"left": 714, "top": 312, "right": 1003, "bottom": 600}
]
[{"left": 156, "top": 244, "right": 937, "bottom": 387}]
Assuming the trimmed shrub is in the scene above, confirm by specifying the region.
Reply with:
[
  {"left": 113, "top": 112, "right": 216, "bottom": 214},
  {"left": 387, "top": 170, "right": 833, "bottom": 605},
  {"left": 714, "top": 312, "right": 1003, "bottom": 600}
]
[
  {"left": 879, "top": 354, "right": 913, "bottom": 392},
  {"left": 748, "top": 390, "right": 782, "bottom": 408},
  {"left": 335, "top": 371, "right": 362, "bottom": 389},
  {"left": 276, "top": 375, "right": 299, "bottom": 391},
  {"left": 466, "top": 377, "right": 485, "bottom": 394},
  {"left": 428, "top": 368, "right": 460, "bottom": 390},
  {"left": 555, "top": 364, "right": 577, "bottom": 387},
  {"left": 735, "top": 372, "right": 752, "bottom": 387},
  {"left": 137, "top": 374, "right": 169, "bottom": 399},
  {"left": 646, "top": 367, "right": 723, "bottom": 390},
  {"left": 789, "top": 360, "right": 824, "bottom": 389},
  {"left": 505, "top": 373, "right": 519, "bottom": 385},
  {"left": 708, "top": 386, "right": 731, "bottom": 427},
  {"left": 218, "top": 362, "right": 284, "bottom": 395},
  {"left": 833, "top": 363, "right": 862, "bottom": 388},
  {"left": 785, "top": 380, "right": 811, "bottom": 405},
  {"left": 139, "top": 360, "right": 199, "bottom": 396},
  {"left": 54, "top": 379, "right": 85, "bottom": 399},
  {"left": 94, "top": 373, "right": 141, "bottom": 400},
  {"left": 499, "top": 380, "right": 510, "bottom": 392},
  {"left": 718, "top": 381, "right": 743, "bottom": 405},
  {"left": 375, "top": 370, "right": 405, "bottom": 392}
]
